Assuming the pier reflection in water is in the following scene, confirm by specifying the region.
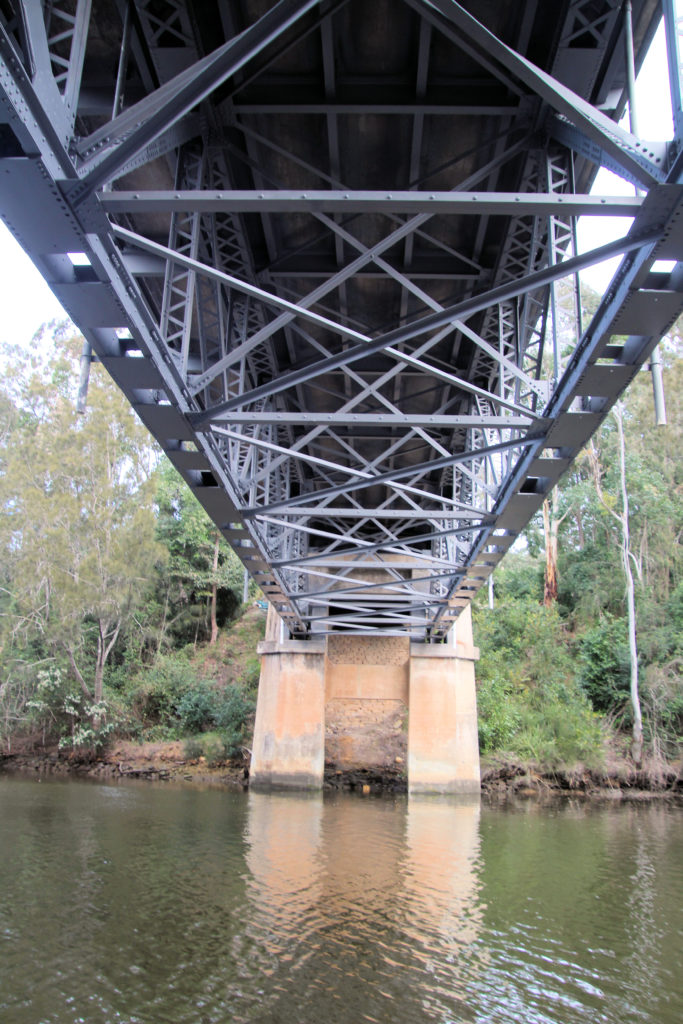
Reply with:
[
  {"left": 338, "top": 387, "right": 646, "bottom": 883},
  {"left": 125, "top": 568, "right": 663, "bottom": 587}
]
[
  {"left": 0, "top": 777, "right": 681, "bottom": 1024},
  {"left": 245, "top": 792, "right": 481, "bottom": 1021}
]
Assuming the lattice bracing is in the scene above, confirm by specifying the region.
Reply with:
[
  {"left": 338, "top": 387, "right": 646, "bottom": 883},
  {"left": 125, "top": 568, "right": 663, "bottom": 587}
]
[{"left": 0, "top": 0, "right": 682, "bottom": 640}]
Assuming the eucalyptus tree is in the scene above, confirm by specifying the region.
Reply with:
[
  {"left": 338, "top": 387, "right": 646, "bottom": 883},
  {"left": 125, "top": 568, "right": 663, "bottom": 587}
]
[
  {"left": 154, "top": 459, "right": 244, "bottom": 649},
  {"left": 0, "top": 327, "right": 161, "bottom": 704}
]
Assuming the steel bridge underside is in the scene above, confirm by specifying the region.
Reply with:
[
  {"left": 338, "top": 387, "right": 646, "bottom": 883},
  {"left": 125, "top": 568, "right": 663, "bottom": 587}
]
[{"left": 1, "top": 0, "right": 682, "bottom": 640}]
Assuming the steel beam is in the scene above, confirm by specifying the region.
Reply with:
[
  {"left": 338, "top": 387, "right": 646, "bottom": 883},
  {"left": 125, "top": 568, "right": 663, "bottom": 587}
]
[
  {"left": 99, "top": 189, "right": 644, "bottom": 216},
  {"left": 67, "top": 0, "right": 321, "bottom": 198},
  {"left": 413, "top": 0, "right": 664, "bottom": 187},
  {"left": 189, "top": 226, "right": 659, "bottom": 424},
  {"left": 0, "top": 0, "right": 679, "bottom": 641}
]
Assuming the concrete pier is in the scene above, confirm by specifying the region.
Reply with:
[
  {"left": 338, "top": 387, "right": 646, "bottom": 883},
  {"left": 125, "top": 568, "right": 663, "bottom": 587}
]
[
  {"left": 407, "top": 606, "right": 481, "bottom": 794},
  {"left": 250, "top": 606, "right": 480, "bottom": 793}
]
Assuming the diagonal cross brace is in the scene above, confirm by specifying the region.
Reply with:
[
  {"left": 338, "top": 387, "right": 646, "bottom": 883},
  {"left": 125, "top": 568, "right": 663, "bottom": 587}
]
[
  {"left": 66, "top": 0, "right": 321, "bottom": 200},
  {"left": 415, "top": 0, "right": 664, "bottom": 188},
  {"left": 189, "top": 226, "right": 659, "bottom": 423}
]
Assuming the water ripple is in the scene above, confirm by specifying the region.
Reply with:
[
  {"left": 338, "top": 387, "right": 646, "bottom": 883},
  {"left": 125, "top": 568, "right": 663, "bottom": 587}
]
[{"left": 0, "top": 780, "right": 681, "bottom": 1023}]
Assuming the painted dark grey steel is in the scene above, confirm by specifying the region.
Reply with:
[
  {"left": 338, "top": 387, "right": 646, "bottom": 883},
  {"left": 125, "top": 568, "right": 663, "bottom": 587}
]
[{"left": 0, "top": 0, "right": 680, "bottom": 640}]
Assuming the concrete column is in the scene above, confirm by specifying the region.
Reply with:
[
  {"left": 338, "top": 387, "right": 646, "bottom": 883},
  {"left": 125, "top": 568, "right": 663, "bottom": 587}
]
[
  {"left": 408, "top": 606, "right": 480, "bottom": 794},
  {"left": 250, "top": 626, "right": 326, "bottom": 790}
]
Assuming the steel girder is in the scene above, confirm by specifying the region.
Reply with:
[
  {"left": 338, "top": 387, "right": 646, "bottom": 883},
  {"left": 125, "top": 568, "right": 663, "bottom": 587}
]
[{"left": 0, "top": 0, "right": 681, "bottom": 640}]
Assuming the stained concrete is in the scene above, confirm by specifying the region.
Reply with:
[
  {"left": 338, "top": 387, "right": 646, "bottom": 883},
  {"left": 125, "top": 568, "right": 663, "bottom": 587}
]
[
  {"left": 251, "top": 605, "right": 480, "bottom": 792},
  {"left": 408, "top": 607, "right": 481, "bottom": 794},
  {"left": 249, "top": 642, "right": 326, "bottom": 790}
]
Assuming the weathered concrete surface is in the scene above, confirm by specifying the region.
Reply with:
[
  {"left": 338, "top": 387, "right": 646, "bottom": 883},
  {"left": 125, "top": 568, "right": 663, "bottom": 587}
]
[
  {"left": 325, "top": 698, "right": 407, "bottom": 768},
  {"left": 251, "top": 606, "right": 480, "bottom": 793},
  {"left": 250, "top": 641, "right": 326, "bottom": 790},
  {"left": 325, "top": 634, "right": 408, "bottom": 769},
  {"left": 408, "top": 606, "right": 481, "bottom": 794}
]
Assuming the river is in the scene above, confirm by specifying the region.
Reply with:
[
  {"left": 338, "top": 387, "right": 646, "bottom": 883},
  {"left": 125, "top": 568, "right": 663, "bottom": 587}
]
[{"left": 0, "top": 777, "right": 680, "bottom": 1024}]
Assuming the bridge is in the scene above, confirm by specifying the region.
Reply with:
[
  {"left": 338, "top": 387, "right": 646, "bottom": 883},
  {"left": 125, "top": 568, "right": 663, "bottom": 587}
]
[{"left": 1, "top": 0, "right": 681, "bottom": 791}]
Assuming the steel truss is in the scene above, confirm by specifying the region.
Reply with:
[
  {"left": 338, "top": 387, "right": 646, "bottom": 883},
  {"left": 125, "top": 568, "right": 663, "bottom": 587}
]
[{"left": 0, "top": 0, "right": 682, "bottom": 639}]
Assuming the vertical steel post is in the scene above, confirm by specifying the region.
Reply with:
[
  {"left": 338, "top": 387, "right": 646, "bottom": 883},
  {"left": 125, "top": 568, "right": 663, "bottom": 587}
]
[
  {"left": 569, "top": 153, "right": 583, "bottom": 340},
  {"left": 650, "top": 347, "right": 668, "bottom": 425},
  {"left": 76, "top": 339, "right": 92, "bottom": 414},
  {"left": 112, "top": 3, "right": 132, "bottom": 117},
  {"left": 663, "top": 0, "right": 683, "bottom": 138},
  {"left": 624, "top": 0, "right": 640, "bottom": 137},
  {"left": 626, "top": 0, "right": 667, "bottom": 423}
]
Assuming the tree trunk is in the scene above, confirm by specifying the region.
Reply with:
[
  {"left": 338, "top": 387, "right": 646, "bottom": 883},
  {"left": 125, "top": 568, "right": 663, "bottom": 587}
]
[
  {"left": 210, "top": 532, "right": 220, "bottom": 645},
  {"left": 615, "top": 406, "right": 643, "bottom": 767},
  {"left": 591, "top": 411, "right": 644, "bottom": 768},
  {"left": 94, "top": 619, "right": 121, "bottom": 704},
  {"left": 543, "top": 487, "right": 567, "bottom": 606},
  {"left": 65, "top": 646, "right": 93, "bottom": 702}
]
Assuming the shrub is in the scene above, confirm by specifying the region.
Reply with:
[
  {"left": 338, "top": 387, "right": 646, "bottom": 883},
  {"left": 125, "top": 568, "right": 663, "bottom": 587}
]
[
  {"left": 476, "top": 676, "right": 521, "bottom": 754},
  {"left": 202, "top": 731, "right": 228, "bottom": 766},
  {"left": 243, "top": 655, "right": 261, "bottom": 690},
  {"left": 183, "top": 736, "right": 203, "bottom": 760},
  {"left": 577, "top": 616, "right": 630, "bottom": 712},
  {"left": 175, "top": 683, "right": 216, "bottom": 733},
  {"left": 125, "top": 653, "right": 197, "bottom": 735},
  {"left": 183, "top": 728, "right": 246, "bottom": 764},
  {"left": 643, "top": 659, "right": 683, "bottom": 758},
  {"left": 213, "top": 685, "right": 253, "bottom": 732},
  {"left": 25, "top": 666, "right": 128, "bottom": 755},
  {"left": 474, "top": 597, "right": 605, "bottom": 768}
]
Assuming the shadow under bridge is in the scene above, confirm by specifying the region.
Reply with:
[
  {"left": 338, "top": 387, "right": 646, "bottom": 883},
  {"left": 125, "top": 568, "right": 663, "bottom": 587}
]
[{"left": 0, "top": 0, "right": 682, "bottom": 640}]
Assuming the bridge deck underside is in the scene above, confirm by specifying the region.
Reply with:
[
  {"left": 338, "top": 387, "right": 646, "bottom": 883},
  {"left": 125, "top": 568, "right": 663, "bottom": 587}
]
[{"left": 0, "top": 0, "right": 682, "bottom": 638}]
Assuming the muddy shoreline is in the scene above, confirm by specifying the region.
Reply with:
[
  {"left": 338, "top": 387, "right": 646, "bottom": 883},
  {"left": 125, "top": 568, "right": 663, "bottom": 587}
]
[{"left": 2, "top": 744, "right": 681, "bottom": 800}]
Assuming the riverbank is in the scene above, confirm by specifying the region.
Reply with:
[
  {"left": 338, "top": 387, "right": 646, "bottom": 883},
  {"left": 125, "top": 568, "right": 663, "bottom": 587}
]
[
  {"left": 0, "top": 741, "right": 250, "bottom": 788},
  {"left": 2, "top": 741, "right": 680, "bottom": 798},
  {"left": 480, "top": 756, "right": 682, "bottom": 800}
]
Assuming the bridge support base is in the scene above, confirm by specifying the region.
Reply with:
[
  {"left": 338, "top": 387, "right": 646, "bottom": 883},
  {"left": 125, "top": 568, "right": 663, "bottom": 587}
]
[
  {"left": 408, "top": 607, "right": 480, "bottom": 795},
  {"left": 249, "top": 632, "right": 326, "bottom": 790},
  {"left": 250, "top": 607, "right": 479, "bottom": 793}
]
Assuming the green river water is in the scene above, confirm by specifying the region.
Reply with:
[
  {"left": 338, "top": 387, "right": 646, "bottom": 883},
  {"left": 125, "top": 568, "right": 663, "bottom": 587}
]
[{"left": 0, "top": 776, "right": 680, "bottom": 1024}]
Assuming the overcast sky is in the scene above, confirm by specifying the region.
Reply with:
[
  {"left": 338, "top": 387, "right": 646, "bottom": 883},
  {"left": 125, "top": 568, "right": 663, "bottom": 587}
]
[{"left": 0, "top": 20, "right": 676, "bottom": 352}]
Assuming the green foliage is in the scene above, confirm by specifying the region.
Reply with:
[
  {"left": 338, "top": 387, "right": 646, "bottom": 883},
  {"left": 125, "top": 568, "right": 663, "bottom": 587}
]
[
  {"left": 212, "top": 686, "right": 254, "bottom": 755},
  {"left": 497, "top": 339, "right": 683, "bottom": 763},
  {"left": 242, "top": 655, "right": 261, "bottom": 691},
  {"left": 175, "top": 684, "right": 218, "bottom": 734},
  {"left": 180, "top": 686, "right": 254, "bottom": 762},
  {"left": 0, "top": 329, "right": 162, "bottom": 703},
  {"left": 25, "top": 665, "right": 124, "bottom": 754},
  {"left": 123, "top": 647, "right": 254, "bottom": 750},
  {"left": 490, "top": 555, "right": 544, "bottom": 604},
  {"left": 643, "top": 660, "right": 683, "bottom": 757},
  {"left": 127, "top": 654, "right": 189, "bottom": 724},
  {"left": 577, "top": 616, "right": 630, "bottom": 713},
  {"left": 183, "top": 730, "right": 243, "bottom": 765},
  {"left": 0, "top": 327, "right": 260, "bottom": 755},
  {"left": 153, "top": 460, "right": 243, "bottom": 648},
  {"left": 474, "top": 597, "right": 604, "bottom": 768},
  {"left": 476, "top": 676, "right": 521, "bottom": 753}
]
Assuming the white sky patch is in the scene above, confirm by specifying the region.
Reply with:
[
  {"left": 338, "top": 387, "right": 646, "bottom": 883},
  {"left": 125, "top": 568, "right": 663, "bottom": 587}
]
[
  {"left": 0, "top": 220, "right": 69, "bottom": 347},
  {"left": 578, "top": 23, "right": 674, "bottom": 294}
]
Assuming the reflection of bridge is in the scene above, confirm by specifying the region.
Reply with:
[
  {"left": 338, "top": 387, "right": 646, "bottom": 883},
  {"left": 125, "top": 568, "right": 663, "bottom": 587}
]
[{"left": 1, "top": 1, "right": 681, "bottom": 789}]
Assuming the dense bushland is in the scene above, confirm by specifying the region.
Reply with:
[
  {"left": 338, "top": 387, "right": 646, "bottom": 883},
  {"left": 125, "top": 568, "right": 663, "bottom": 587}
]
[
  {"left": 0, "top": 328, "right": 258, "bottom": 760},
  {"left": 473, "top": 343, "right": 682, "bottom": 771},
  {"left": 0, "top": 325, "right": 680, "bottom": 775}
]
